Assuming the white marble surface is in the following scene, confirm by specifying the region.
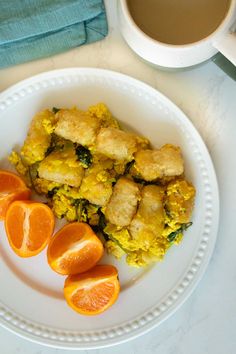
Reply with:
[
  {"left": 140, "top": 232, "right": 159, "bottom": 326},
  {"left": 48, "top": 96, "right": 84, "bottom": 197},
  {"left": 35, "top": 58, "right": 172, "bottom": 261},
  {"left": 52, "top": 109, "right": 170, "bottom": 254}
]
[{"left": 0, "top": 1, "right": 236, "bottom": 353}]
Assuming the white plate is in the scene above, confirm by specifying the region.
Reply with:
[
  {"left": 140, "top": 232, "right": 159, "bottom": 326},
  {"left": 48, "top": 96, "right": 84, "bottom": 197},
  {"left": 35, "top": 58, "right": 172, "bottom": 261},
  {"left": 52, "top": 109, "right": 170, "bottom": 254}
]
[{"left": 0, "top": 68, "right": 219, "bottom": 349}]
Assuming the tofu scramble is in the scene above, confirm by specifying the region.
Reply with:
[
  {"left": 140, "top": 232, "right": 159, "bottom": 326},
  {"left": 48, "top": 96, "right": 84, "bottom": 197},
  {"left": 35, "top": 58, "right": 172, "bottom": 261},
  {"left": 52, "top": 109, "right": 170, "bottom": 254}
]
[{"left": 9, "top": 103, "right": 195, "bottom": 267}]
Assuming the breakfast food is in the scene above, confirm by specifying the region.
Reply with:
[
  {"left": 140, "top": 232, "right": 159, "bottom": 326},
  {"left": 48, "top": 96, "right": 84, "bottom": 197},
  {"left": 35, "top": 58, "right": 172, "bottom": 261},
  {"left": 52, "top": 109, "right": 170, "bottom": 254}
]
[
  {"left": 134, "top": 144, "right": 184, "bottom": 180},
  {"left": 47, "top": 222, "right": 104, "bottom": 275},
  {"left": 20, "top": 110, "right": 56, "bottom": 165},
  {"left": 96, "top": 127, "right": 138, "bottom": 162},
  {"left": 5, "top": 200, "right": 54, "bottom": 257},
  {"left": 9, "top": 102, "right": 196, "bottom": 268},
  {"left": 64, "top": 265, "right": 120, "bottom": 315},
  {"left": 105, "top": 177, "right": 141, "bottom": 227},
  {"left": 38, "top": 146, "right": 84, "bottom": 187},
  {"left": 0, "top": 170, "right": 31, "bottom": 219}
]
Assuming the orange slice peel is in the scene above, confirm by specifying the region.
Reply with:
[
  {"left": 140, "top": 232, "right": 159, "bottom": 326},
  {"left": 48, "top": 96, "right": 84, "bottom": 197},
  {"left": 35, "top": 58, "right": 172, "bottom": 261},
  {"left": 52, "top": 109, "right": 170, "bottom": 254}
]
[
  {"left": 0, "top": 169, "right": 31, "bottom": 220},
  {"left": 47, "top": 222, "right": 104, "bottom": 275},
  {"left": 64, "top": 264, "right": 120, "bottom": 315},
  {"left": 5, "top": 200, "right": 55, "bottom": 257}
]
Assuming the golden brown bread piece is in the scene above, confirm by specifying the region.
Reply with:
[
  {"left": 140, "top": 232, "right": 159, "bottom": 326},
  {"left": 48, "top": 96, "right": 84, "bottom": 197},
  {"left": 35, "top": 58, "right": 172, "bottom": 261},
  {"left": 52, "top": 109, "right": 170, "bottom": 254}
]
[
  {"left": 105, "top": 177, "right": 141, "bottom": 227},
  {"left": 38, "top": 147, "right": 84, "bottom": 187},
  {"left": 129, "top": 185, "right": 165, "bottom": 245},
  {"left": 79, "top": 164, "right": 113, "bottom": 206},
  {"left": 54, "top": 109, "right": 101, "bottom": 147},
  {"left": 95, "top": 127, "right": 138, "bottom": 162},
  {"left": 134, "top": 144, "right": 184, "bottom": 181}
]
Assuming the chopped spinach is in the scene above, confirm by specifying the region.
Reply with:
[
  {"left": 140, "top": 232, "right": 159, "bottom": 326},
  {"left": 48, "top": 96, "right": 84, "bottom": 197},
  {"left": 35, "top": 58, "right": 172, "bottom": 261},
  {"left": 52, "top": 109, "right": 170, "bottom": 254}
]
[
  {"left": 96, "top": 210, "right": 109, "bottom": 240},
  {"left": 132, "top": 176, "right": 147, "bottom": 185},
  {"left": 74, "top": 199, "right": 88, "bottom": 222},
  {"left": 45, "top": 145, "right": 55, "bottom": 156},
  {"left": 106, "top": 233, "right": 128, "bottom": 253},
  {"left": 29, "top": 163, "right": 39, "bottom": 181},
  {"left": 164, "top": 207, "right": 172, "bottom": 219},
  {"left": 90, "top": 209, "right": 110, "bottom": 241},
  {"left": 45, "top": 133, "right": 64, "bottom": 156},
  {"left": 47, "top": 187, "right": 59, "bottom": 198},
  {"left": 98, "top": 211, "right": 107, "bottom": 230},
  {"left": 167, "top": 222, "right": 193, "bottom": 242},
  {"left": 52, "top": 107, "right": 60, "bottom": 114},
  {"left": 28, "top": 163, "right": 39, "bottom": 191},
  {"left": 75, "top": 145, "right": 92, "bottom": 168},
  {"left": 132, "top": 176, "right": 161, "bottom": 186},
  {"left": 124, "top": 160, "right": 135, "bottom": 175}
]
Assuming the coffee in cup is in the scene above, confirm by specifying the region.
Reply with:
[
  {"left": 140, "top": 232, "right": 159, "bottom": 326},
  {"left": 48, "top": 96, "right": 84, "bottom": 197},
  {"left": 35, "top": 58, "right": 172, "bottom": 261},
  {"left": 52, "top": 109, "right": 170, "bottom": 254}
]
[{"left": 127, "top": 0, "right": 231, "bottom": 45}]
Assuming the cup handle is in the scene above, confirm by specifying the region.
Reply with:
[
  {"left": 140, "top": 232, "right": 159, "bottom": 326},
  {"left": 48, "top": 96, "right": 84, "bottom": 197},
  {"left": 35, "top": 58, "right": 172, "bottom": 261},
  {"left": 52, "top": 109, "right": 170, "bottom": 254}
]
[{"left": 213, "top": 31, "right": 236, "bottom": 66}]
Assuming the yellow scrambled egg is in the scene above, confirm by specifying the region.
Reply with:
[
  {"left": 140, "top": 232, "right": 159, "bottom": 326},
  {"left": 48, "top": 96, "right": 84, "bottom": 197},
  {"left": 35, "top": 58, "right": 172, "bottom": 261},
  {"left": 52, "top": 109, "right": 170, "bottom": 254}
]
[{"left": 9, "top": 103, "right": 196, "bottom": 268}]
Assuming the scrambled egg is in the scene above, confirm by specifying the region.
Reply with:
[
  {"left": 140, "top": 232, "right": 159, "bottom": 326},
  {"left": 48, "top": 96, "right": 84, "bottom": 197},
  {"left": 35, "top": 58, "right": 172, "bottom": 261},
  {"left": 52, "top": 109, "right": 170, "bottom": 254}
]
[
  {"left": 9, "top": 102, "right": 196, "bottom": 268},
  {"left": 20, "top": 110, "right": 57, "bottom": 164}
]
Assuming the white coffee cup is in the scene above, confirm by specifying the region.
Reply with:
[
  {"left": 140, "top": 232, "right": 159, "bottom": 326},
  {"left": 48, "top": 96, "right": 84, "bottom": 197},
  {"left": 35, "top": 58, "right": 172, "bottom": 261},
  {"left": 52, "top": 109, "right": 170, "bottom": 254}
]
[{"left": 118, "top": 0, "right": 236, "bottom": 69}]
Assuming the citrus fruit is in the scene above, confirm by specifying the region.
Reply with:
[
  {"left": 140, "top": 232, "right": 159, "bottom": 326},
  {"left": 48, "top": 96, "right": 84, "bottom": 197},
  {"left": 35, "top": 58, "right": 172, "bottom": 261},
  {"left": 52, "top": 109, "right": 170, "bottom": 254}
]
[
  {"left": 0, "top": 169, "right": 31, "bottom": 220},
  {"left": 47, "top": 222, "right": 104, "bottom": 275},
  {"left": 5, "top": 200, "right": 55, "bottom": 257},
  {"left": 64, "top": 264, "right": 120, "bottom": 315}
]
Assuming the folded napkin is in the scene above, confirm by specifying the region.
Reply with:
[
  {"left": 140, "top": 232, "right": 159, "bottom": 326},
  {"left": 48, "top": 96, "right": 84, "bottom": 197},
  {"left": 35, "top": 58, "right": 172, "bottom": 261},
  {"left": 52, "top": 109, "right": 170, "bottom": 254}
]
[{"left": 0, "top": 0, "right": 108, "bottom": 68}]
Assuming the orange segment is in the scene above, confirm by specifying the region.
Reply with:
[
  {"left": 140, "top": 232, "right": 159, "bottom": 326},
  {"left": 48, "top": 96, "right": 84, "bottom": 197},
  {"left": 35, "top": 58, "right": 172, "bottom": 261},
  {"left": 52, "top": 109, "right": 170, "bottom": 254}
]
[
  {"left": 0, "top": 170, "right": 31, "bottom": 219},
  {"left": 47, "top": 222, "right": 104, "bottom": 275},
  {"left": 0, "top": 169, "right": 26, "bottom": 190},
  {"left": 5, "top": 200, "right": 55, "bottom": 257},
  {"left": 64, "top": 265, "right": 120, "bottom": 315}
]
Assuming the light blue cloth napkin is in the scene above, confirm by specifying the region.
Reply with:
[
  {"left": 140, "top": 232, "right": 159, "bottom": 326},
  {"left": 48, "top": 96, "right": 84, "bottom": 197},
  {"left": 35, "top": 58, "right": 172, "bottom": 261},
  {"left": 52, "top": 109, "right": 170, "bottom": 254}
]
[{"left": 0, "top": 0, "right": 108, "bottom": 68}]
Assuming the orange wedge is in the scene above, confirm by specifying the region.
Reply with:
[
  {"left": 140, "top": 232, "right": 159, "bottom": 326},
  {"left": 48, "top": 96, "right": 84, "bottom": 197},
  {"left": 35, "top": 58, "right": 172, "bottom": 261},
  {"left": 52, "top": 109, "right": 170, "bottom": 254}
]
[
  {"left": 47, "top": 222, "right": 104, "bottom": 275},
  {"left": 5, "top": 200, "right": 55, "bottom": 257},
  {"left": 0, "top": 169, "right": 31, "bottom": 220},
  {"left": 64, "top": 265, "right": 120, "bottom": 315}
]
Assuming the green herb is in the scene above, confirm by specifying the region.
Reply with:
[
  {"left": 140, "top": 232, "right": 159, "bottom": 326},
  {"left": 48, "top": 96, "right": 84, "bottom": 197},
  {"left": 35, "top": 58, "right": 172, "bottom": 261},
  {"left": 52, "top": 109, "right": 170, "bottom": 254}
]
[
  {"left": 45, "top": 145, "right": 55, "bottom": 156},
  {"left": 52, "top": 107, "right": 60, "bottom": 114},
  {"left": 98, "top": 211, "right": 106, "bottom": 230},
  {"left": 47, "top": 187, "right": 59, "bottom": 198},
  {"left": 167, "top": 222, "right": 193, "bottom": 242},
  {"left": 28, "top": 163, "right": 39, "bottom": 191},
  {"left": 75, "top": 146, "right": 92, "bottom": 168},
  {"left": 164, "top": 207, "right": 172, "bottom": 219},
  {"left": 29, "top": 164, "right": 39, "bottom": 180},
  {"left": 132, "top": 176, "right": 147, "bottom": 185},
  {"left": 74, "top": 199, "right": 88, "bottom": 222},
  {"left": 124, "top": 160, "right": 134, "bottom": 175},
  {"left": 132, "top": 176, "right": 161, "bottom": 186},
  {"left": 92, "top": 210, "right": 109, "bottom": 241},
  {"left": 112, "top": 179, "right": 118, "bottom": 187},
  {"left": 106, "top": 233, "right": 128, "bottom": 253},
  {"left": 45, "top": 134, "right": 62, "bottom": 156}
]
